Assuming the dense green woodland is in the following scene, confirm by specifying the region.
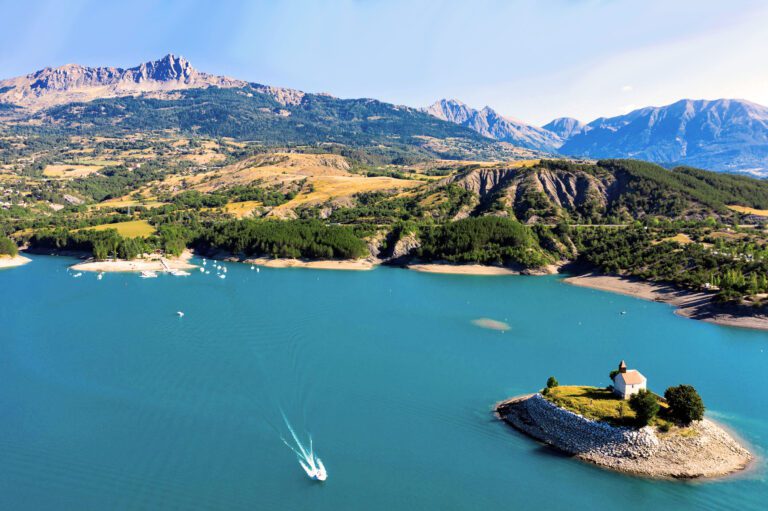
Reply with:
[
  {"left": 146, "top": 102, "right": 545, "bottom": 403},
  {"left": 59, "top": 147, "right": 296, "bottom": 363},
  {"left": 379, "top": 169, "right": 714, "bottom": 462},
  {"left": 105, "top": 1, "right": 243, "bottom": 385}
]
[
  {"left": 417, "top": 217, "right": 550, "bottom": 267},
  {"left": 197, "top": 220, "right": 368, "bottom": 260}
]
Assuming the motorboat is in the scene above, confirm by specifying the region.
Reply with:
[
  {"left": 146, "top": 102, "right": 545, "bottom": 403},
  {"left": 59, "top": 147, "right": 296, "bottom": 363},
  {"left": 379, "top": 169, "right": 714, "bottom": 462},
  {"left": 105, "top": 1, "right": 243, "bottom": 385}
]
[
  {"left": 282, "top": 415, "right": 327, "bottom": 482},
  {"left": 140, "top": 270, "right": 158, "bottom": 279}
]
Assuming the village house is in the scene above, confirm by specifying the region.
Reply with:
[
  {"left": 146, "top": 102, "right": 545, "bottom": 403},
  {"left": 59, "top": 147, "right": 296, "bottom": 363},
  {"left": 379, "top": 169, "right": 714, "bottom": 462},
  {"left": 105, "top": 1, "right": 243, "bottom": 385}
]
[{"left": 612, "top": 360, "right": 647, "bottom": 399}]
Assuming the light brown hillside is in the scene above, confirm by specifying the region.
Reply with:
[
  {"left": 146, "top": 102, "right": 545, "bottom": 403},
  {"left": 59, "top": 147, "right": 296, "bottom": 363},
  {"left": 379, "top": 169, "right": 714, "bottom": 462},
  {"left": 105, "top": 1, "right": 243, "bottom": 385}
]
[{"left": 100, "top": 152, "right": 423, "bottom": 213}]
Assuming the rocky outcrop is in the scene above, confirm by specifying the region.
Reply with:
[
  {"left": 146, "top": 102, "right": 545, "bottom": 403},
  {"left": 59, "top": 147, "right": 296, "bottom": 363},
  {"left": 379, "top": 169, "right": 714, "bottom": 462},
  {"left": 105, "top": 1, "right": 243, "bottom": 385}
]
[
  {"left": 443, "top": 164, "right": 613, "bottom": 220},
  {"left": 389, "top": 233, "right": 420, "bottom": 260},
  {"left": 252, "top": 84, "right": 306, "bottom": 106},
  {"left": 496, "top": 394, "right": 752, "bottom": 479},
  {"left": 442, "top": 166, "right": 519, "bottom": 197}
]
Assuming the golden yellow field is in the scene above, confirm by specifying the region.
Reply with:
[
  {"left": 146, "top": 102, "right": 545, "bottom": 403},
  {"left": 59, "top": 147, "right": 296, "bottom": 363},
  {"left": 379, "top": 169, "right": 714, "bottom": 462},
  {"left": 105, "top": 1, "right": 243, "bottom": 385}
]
[
  {"left": 274, "top": 175, "right": 422, "bottom": 211},
  {"left": 224, "top": 201, "right": 262, "bottom": 218},
  {"left": 92, "top": 198, "right": 166, "bottom": 210},
  {"left": 121, "top": 153, "right": 423, "bottom": 212},
  {"left": 82, "top": 220, "right": 156, "bottom": 238},
  {"left": 43, "top": 164, "right": 103, "bottom": 178},
  {"left": 728, "top": 205, "right": 768, "bottom": 217},
  {"left": 663, "top": 233, "right": 694, "bottom": 245}
]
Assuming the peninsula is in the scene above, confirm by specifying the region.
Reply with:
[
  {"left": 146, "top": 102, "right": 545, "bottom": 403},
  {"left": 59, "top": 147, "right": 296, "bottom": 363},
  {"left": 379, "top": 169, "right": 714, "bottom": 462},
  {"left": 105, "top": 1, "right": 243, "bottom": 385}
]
[
  {"left": 495, "top": 363, "right": 752, "bottom": 479},
  {"left": 0, "top": 254, "right": 31, "bottom": 269}
]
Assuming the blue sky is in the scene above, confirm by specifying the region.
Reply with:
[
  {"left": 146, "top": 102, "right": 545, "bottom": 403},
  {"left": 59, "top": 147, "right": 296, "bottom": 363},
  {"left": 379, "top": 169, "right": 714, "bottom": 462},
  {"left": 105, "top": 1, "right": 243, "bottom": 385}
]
[{"left": 2, "top": 0, "right": 767, "bottom": 125}]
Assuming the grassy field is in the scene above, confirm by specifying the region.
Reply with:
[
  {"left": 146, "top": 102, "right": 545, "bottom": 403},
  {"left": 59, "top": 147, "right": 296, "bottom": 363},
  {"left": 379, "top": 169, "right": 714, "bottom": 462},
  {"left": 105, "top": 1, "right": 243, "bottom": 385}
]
[
  {"left": 43, "top": 164, "right": 103, "bottom": 178},
  {"left": 728, "top": 205, "right": 768, "bottom": 217},
  {"left": 544, "top": 385, "right": 673, "bottom": 429},
  {"left": 274, "top": 175, "right": 422, "bottom": 211},
  {"left": 82, "top": 220, "right": 156, "bottom": 238},
  {"left": 121, "top": 153, "right": 422, "bottom": 211},
  {"left": 662, "top": 233, "right": 694, "bottom": 245},
  {"left": 92, "top": 198, "right": 167, "bottom": 210},
  {"left": 224, "top": 201, "right": 262, "bottom": 218}
]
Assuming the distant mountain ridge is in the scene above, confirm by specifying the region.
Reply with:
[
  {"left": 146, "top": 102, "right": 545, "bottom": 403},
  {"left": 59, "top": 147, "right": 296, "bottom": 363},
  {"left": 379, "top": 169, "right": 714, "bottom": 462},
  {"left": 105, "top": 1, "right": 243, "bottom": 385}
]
[
  {"left": 424, "top": 99, "right": 562, "bottom": 152},
  {"left": 428, "top": 97, "right": 768, "bottom": 175},
  {"left": 559, "top": 99, "right": 768, "bottom": 175},
  {"left": 3, "top": 55, "right": 768, "bottom": 174},
  {"left": 0, "top": 54, "right": 246, "bottom": 108}
]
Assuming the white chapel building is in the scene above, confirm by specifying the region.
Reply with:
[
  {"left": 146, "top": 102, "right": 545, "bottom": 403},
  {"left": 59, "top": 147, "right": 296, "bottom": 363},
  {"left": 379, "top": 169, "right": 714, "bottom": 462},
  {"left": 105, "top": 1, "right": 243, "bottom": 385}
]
[{"left": 612, "top": 360, "right": 647, "bottom": 399}]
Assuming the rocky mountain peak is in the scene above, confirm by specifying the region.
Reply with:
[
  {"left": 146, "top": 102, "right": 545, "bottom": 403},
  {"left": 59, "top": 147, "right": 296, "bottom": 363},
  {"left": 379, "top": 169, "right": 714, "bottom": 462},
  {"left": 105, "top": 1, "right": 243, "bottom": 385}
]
[
  {"left": 131, "top": 54, "right": 196, "bottom": 83},
  {"left": 542, "top": 117, "right": 585, "bottom": 139},
  {"left": 0, "top": 54, "right": 246, "bottom": 109}
]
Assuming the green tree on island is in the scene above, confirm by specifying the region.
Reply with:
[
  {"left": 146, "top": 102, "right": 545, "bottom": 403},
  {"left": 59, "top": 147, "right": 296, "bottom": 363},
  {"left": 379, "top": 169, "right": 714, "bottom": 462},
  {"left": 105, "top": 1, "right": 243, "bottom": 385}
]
[
  {"left": 629, "top": 389, "right": 660, "bottom": 427},
  {"left": 664, "top": 385, "right": 705, "bottom": 424},
  {"left": 543, "top": 376, "right": 559, "bottom": 395}
]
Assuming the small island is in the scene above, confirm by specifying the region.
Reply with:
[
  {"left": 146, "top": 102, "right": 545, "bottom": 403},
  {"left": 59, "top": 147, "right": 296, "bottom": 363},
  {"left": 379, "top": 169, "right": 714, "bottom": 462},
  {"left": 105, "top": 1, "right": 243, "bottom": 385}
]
[{"left": 495, "top": 361, "right": 752, "bottom": 479}]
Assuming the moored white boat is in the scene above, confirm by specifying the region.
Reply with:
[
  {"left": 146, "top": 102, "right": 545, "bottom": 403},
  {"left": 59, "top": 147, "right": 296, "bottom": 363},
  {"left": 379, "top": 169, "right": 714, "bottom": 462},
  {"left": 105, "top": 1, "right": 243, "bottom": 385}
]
[{"left": 140, "top": 270, "right": 158, "bottom": 278}]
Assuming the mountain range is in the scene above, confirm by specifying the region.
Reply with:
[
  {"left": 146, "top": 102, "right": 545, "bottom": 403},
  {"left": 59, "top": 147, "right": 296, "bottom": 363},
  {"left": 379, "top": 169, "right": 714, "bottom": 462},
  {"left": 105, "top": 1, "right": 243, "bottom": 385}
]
[
  {"left": 426, "top": 97, "right": 768, "bottom": 176},
  {"left": 424, "top": 99, "right": 562, "bottom": 153},
  {"left": 1, "top": 55, "right": 768, "bottom": 175}
]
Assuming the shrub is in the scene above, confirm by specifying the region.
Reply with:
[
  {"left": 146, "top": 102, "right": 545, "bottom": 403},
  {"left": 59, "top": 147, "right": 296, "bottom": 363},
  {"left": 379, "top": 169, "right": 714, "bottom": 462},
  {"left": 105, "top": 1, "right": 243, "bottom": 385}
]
[
  {"left": 546, "top": 376, "right": 559, "bottom": 389},
  {"left": 664, "top": 385, "right": 705, "bottom": 424},
  {"left": 629, "top": 389, "right": 660, "bottom": 427},
  {"left": 0, "top": 236, "right": 18, "bottom": 256}
]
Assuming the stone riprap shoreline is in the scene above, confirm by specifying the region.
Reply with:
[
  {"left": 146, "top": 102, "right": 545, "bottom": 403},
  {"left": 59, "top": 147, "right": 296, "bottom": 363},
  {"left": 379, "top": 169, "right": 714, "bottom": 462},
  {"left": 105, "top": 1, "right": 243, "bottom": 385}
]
[{"left": 495, "top": 394, "right": 752, "bottom": 479}]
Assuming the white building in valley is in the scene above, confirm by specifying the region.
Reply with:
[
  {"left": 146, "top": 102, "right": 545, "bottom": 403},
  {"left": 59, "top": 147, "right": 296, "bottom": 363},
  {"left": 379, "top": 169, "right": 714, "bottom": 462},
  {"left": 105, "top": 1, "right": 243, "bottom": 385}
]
[{"left": 612, "top": 360, "right": 647, "bottom": 399}]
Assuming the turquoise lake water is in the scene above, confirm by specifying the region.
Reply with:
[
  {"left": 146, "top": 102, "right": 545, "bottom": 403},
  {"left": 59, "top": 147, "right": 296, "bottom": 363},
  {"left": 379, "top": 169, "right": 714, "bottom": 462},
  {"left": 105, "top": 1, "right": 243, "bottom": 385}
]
[{"left": 1, "top": 255, "right": 766, "bottom": 510}]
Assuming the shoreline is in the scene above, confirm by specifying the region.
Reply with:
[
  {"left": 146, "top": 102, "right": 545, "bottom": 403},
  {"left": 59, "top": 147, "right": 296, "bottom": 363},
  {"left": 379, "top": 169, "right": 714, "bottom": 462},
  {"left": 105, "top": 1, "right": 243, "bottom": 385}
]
[
  {"left": 242, "top": 257, "right": 375, "bottom": 271},
  {"left": 0, "top": 254, "right": 31, "bottom": 269},
  {"left": 70, "top": 250, "right": 197, "bottom": 273},
  {"left": 495, "top": 394, "right": 752, "bottom": 480},
  {"left": 406, "top": 263, "right": 521, "bottom": 275},
  {"left": 405, "top": 262, "right": 560, "bottom": 276},
  {"left": 21, "top": 248, "right": 768, "bottom": 331},
  {"left": 563, "top": 273, "right": 768, "bottom": 332}
]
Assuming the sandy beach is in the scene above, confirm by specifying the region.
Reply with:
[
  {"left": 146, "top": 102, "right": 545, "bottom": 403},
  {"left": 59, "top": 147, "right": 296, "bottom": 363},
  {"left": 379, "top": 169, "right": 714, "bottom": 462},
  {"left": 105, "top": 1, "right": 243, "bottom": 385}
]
[
  {"left": 0, "top": 254, "right": 31, "bottom": 269},
  {"left": 564, "top": 273, "right": 768, "bottom": 331},
  {"left": 70, "top": 250, "right": 197, "bottom": 273},
  {"left": 407, "top": 263, "right": 521, "bottom": 275},
  {"left": 244, "top": 257, "right": 375, "bottom": 271}
]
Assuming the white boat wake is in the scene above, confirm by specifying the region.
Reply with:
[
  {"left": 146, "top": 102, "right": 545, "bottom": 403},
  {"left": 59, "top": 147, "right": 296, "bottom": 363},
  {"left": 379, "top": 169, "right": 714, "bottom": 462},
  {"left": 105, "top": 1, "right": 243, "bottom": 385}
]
[{"left": 281, "top": 413, "right": 327, "bottom": 482}]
